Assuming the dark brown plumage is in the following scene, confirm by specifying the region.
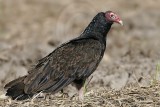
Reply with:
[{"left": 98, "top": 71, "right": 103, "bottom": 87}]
[{"left": 4, "top": 11, "right": 123, "bottom": 100}]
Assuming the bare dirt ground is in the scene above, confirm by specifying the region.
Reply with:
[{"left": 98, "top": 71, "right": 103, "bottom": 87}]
[{"left": 0, "top": 0, "right": 160, "bottom": 106}]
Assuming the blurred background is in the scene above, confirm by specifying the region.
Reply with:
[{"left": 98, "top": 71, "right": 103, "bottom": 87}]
[{"left": 0, "top": 0, "right": 160, "bottom": 93}]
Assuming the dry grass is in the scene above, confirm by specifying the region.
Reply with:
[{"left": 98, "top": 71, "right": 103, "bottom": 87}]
[{"left": 1, "top": 83, "right": 160, "bottom": 107}]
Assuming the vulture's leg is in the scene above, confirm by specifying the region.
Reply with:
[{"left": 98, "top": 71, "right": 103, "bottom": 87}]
[{"left": 73, "top": 79, "right": 86, "bottom": 101}]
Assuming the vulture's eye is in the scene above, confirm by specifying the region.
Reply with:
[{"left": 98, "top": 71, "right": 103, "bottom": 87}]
[{"left": 110, "top": 13, "right": 116, "bottom": 19}]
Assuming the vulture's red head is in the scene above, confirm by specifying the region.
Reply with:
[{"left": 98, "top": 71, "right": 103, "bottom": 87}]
[{"left": 105, "top": 11, "right": 123, "bottom": 26}]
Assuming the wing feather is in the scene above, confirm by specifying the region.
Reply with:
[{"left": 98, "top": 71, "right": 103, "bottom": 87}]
[{"left": 23, "top": 37, "right": 104, "bottom": 94}]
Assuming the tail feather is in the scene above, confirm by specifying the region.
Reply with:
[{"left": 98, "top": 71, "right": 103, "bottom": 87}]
[
  {"left": 5, "top": 77, "right": 34, "bottom": 100},
  {"left": 4, "top": 76, "right": 26, "bottom": 89}
]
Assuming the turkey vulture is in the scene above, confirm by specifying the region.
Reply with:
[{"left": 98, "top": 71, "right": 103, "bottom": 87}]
[{"left": 4, "top": 11, "right": 123, "bottom": 100}]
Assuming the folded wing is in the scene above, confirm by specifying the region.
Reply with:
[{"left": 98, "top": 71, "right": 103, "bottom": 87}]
[{"left": 23, "top": 38, "right": 104, "bottom": 94}]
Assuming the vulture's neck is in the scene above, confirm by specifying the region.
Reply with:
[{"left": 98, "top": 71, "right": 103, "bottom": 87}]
[{"left": 83, "top": 12, "right": 113, "bottom": 38}]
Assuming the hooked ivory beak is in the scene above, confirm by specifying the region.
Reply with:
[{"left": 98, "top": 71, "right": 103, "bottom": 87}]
[{"left": 118, "top": 20, "right": 123, "bottom": 26}]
